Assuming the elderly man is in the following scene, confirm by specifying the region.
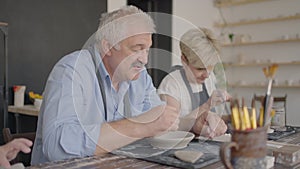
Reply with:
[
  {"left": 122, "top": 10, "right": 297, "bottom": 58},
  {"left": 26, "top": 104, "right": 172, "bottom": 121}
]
[{"left": 31, "top": 6, "right": 226, "bottom": 165}]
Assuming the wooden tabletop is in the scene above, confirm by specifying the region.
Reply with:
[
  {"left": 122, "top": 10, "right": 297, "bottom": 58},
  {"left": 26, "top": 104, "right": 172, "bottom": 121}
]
[
  {"left": 27, "top": 154, "right": 180, "bottom": 169},
  {"left": 26, "top": 129, "right": 300, "bottom": 169},
  {"left": 26, "top": 152, "right": 296, "bottom": 169},
  {"left": 8, "top": 105, "right": 39, "bottom": 116}
]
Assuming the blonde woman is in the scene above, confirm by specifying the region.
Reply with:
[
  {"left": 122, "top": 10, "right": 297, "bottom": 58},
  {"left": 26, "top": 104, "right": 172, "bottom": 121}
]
[{"left": 158, "top": 28, "right": 231, "bottom": 138}]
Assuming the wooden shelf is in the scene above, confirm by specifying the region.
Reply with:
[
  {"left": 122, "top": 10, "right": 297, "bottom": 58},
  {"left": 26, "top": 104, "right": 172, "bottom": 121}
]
[
  {"left": 8, "top": 105, "right": 39, "bottom": 117},
  {"left": 222, "top": 38, "right": 300, "bottom": 47},
  {"left": 223, "top": 61, "right": 300, "bottom": 67},
  {"left": 214, "top": 0, "right": 273, "bottom": 8},
  {"left": 228, "top": 84, "right": 300, "bottom": 88},
  {"left": 215, "top": 15, "right": 300, "bottom": 27},
  {"left": 0, "top": 22, "right": 8, "bottom": 27}
]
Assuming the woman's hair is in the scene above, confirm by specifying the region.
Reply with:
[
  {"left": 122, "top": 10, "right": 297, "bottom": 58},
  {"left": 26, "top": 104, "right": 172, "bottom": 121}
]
[
  {"left": 179, "top": 27, "right": 220, "bottom": 68},
  {"left": 95, "top": 5, "right": 156, "bottom": 49}
]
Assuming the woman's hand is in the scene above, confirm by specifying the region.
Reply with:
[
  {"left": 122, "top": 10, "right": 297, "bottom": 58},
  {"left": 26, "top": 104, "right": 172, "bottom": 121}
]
[{"left": 192, "top": 111, "right": 227, "bottom": 138}]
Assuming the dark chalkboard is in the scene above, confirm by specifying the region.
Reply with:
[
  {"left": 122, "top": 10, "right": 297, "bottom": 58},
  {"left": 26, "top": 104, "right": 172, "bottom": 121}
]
[{"left": 0, "top": 0, "right": 106, "bottom": 134}]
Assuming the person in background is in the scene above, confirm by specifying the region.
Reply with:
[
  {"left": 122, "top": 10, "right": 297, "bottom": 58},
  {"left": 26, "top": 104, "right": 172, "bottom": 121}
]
[
  {"left": 158, "top": 28, "right": 231, "bottom": 138},
  {"left": 0, "top": 138, "right": 32, "bottom": 168},
  {"left": 31, "top": 5, "right": 179, "bottom": 165}
]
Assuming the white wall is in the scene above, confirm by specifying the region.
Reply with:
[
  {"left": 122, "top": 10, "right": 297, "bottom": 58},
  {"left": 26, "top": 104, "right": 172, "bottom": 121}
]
[
  {"left": 107, "top": 0, "right": 126, "bottom": 12},
  {"left": 173, "top": 0, "right": 300, "bottom": 126},
  {"left": 219, "top": 0, "right": 300, "bottom": 126},
  {"left": 172, "top": 0, "right": 220, "bottom": 65}
]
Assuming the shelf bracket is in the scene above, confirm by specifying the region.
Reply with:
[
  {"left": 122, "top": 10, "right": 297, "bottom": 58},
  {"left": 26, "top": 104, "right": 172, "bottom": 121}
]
[
  {"left": 0, "top": 26, "right": 8, "bottom": 36},
  {"left": 1, "top": 24, "right": 9, "bottom": 128}
]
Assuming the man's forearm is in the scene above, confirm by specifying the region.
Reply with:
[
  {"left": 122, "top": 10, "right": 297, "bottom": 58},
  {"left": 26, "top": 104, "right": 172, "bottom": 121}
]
[
  {"left": 95, "top": 119, "right": 148, "bottom": 154},
  {"left": 94, "top": 107, "right": 162, "bottom": 154}
]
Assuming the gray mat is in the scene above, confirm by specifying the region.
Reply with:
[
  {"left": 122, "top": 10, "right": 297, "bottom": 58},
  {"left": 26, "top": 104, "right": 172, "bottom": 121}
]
[{"left": 113, "top": 139, "right": 221, "bottom": 169}]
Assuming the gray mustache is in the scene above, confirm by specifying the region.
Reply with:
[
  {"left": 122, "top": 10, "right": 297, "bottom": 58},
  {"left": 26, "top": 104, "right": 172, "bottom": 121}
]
[{"left": 131, "top": 61, "right": 144, "bottom": 68}]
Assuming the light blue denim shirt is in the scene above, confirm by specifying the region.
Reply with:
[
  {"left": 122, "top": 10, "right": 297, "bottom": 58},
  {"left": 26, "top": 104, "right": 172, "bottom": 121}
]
[{"left": 31, "top": 47, "right": 163, "bottom": 165}]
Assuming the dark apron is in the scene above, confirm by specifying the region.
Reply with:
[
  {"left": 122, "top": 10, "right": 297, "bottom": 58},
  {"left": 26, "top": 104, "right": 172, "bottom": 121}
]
[
  {"left": 88, "top": 46, "right": 131, "bottom": 121},
  {"left": 179, "top": 68, "right": 210, "bottom": 111}
]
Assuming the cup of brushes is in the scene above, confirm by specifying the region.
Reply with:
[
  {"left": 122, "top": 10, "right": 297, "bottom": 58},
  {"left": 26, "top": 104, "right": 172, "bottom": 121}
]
[
  {"left": 220, "top": 64, "right": 279, "bottom": 169},
  {"left": 220, "top": 97, "right": 274, "bottom": 169}
]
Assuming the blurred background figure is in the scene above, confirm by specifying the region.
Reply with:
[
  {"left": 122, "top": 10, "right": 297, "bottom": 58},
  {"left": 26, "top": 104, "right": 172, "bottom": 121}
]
[{"left": 0, "top": 138, "right": 32, "bottom": 168}]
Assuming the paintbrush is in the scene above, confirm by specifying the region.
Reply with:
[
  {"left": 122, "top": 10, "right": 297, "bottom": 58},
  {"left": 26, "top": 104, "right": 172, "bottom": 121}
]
[
  {"left": 262, "top": 64, "right": 278, "bottom": 126},
  {"left": 259, "top": 96, "right": 264, "bottom": 127},
  {"left": 251, "top": 98, "right": 257, "bottom": 129},
  {"left": 242, "top": 98, "right": 251, "bottom": 130},
  {"left": 231, "top": 99, "right": 240, "bottom": 130},
  {"left": 236, "top": 99, "right": 246, "bottom": 130}
]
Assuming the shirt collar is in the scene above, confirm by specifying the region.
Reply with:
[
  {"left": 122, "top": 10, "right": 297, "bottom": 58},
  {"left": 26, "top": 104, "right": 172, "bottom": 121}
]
[
  {"left": 92, "top": 45, "right": 110, "bottom": 82},
  {"left": 93, "top": 46, "right": 130, "bottom": 92}
]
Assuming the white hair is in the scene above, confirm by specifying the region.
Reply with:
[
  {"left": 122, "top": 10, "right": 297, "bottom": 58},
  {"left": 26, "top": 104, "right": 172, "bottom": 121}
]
[
  {"left": 95, "top": 5, "right": 156, "bottom": 49},
  {"left": 180, "top": 27, "right": 220, "bottom": 68}
]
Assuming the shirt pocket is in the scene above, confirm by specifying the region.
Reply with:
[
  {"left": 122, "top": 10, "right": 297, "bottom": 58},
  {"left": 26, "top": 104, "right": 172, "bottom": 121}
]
[{"left": 60, "top": 124, "right": 83, "bottom": 156}]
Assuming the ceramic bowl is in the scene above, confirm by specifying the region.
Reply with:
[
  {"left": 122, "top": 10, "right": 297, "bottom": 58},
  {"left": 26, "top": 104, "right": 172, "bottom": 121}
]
[{"left": 148, "top": 131, "right": 195, "bottom": 149}]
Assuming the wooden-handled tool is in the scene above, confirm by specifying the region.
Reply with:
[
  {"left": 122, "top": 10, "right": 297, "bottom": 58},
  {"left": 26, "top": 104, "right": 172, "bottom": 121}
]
[
  {"left": 262, "top": 64, "right": 278, "bottom": 126},
  {"left": 231, "top": 99, "right": 240, "bottom": 130},
  {"left": 251, "top": 98, "right": 257, "bottom": 129},
  {"left": 242, "top": 98, "right": 251, "bottom": 130}
]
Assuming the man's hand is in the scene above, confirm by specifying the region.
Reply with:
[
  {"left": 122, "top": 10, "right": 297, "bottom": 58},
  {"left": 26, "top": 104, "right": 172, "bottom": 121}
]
[
  {"left": 0, "top": 138, "right": 32, "bottom": 168},
  {"left": 151, "top": 105, "right": 180, "bottom": 135},
  {"left": 206, "top": 89, "right": 231, "bottom": 108},
  {"left": 192, "top": 111, "right": 227, "bottom": 138}
]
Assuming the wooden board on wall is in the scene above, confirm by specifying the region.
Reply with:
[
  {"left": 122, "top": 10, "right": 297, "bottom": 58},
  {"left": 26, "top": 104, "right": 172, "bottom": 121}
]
[{"left": 128, "top": 0, "right": 173, "bottom": 88}]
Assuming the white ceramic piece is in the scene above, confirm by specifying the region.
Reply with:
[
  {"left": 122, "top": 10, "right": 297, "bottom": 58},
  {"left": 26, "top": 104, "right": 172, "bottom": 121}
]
[
  {"left": 149, "top": 131, "right": 195, "bottom": 149},
  {"left": 174, "top": 150, "right": 203, "bottom": 163},
  {"left": 212, "top": 134, "right": 232, "bottom": 142}
]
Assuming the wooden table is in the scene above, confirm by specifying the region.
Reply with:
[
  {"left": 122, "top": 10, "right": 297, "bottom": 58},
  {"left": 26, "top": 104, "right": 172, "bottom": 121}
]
[
  {"left": 27, "top": 129, "right": 300, "bottom": 169},
  {"left": 8, "top": 105, "right": 39, "bottom": 133},
  {"left": 28, "top": 154, "right": 176, "bottom": 169},
  {"left": 25, "top": 152, "right": 295, "bottom": 169},
  {"left": 27, "top": 153, "right": 226, "bottom": 169}
]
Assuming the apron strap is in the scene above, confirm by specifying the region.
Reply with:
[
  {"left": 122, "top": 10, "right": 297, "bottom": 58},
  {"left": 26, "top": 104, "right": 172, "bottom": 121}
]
[
  {"left": 87, "top": 46, "right": 131, "bottom": 121},
  {"left": 88, "top": 46, "right": 108, "bottom": 121}
]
